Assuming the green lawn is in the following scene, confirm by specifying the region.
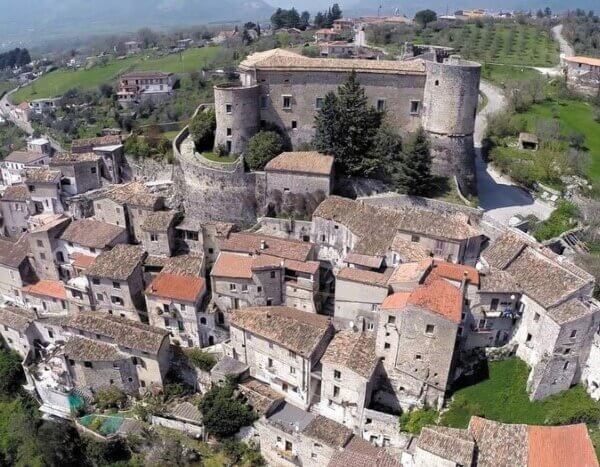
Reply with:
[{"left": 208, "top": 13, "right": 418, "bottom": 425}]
[
  {"left": 200, "top": 151, "right": 238, "bottom": 163},
  {"left": 0, "top": 81, "right": 13, "bottom": 97},
  {"left": 441, "top": 358, "right": 600, "bottom": 428},
  {"left": 481, "top": 63, "right": 543, "bottom": 88},
  {"left": 11, "top": 46, "right": 221, "bottom": 103},
  {"left": 521, "top": 99, "right": 600, "bottom": 183}
]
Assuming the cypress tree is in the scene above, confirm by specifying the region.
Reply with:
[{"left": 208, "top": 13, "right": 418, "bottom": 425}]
[{"left": 394, "top": 127, "right": 435, "bottom": 195}]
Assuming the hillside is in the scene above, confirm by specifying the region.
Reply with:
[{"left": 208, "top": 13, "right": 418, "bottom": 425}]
[{"left": 0, "top": 0, "right": 274, "bottom": 44}]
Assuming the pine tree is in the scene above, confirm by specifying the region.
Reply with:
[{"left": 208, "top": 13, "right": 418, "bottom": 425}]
[
  {"left": 393, "top": 127, "right": 435, "bottom": 196},
  {"left": 314, "top": 71, "right": 382, "bottom": 176}
]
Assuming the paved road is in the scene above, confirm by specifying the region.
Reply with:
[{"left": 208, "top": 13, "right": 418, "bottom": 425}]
[{"left": 475, "top": 81, "right": 553, "bottom": 224}]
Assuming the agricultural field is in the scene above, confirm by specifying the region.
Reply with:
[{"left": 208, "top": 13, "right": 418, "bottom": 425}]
[
  {"left": 11, "top": 46, "right": 221, "bottom": 103},
  {"left": 368, "top": 21, "right": 559, "bottom": 67}
]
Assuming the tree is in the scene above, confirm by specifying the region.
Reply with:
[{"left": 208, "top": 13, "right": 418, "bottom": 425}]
[
  {"left": 37, "top": 421, "right": 84, "bottom": 466},
  {"left": 300, "top": 11, "right": 311, "bottom": 30},
  {"left": 369, "top": 126, "right": 403, "bottom": 180},
  {"left": 314, "top": 71, "right": 382, "bottom": 176},
  {"left": 246, "top": 131, "right": 284, "bottom": 170},
  {"left": 189, "top": 108, "right": 216, "bottom": 152},
  {"left": 199, "top": 379, "right": 256, "bottom": 439},
  {"left": 414, "top": 9, "right": 437, "bottom": 28},
  {"left": 393, "top": 127, "right": 435, "bottom": 196},
  {"left": 136, "top": 27, "right": 159, "bottom": 48},
  {"left": 186, "top": 348, "right": 217, "bottom": 371},
  {"left": 0, "top": 349, "right": 24, "bottom": 396},
  {"left": 329, "top": 3, "right": 343, "bottom": 25},
  {"left": 95, "top": 386, "right": 127, "bottom": 410},
  {"left": 314, "top": 12, "right": 326, "bottom": 28}
]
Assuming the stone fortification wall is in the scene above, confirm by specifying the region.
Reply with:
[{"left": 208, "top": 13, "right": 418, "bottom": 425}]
[
  {"left": 214, "top": 84, "right": 260, "bottom": 154},
  {"left": 123, "top": 155, "right": 174, "bottom": 182},
  {"left": 428, "top": 133, "right": 476, "bottom": 192}
]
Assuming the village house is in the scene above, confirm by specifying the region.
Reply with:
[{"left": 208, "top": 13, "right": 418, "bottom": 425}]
[
  {"left": 0, "top": 236, "right": 34, "bottom": 303},
  {"left": 10, "top": 102, "right": 31, "bottom": 124},
  {"left": 0, "top": 306, "right": 39, "bottom": 357},
  {"left": 145, "top": 269, "right": 208, "bottom": 347},
  {"left": 27, "top": 214, "right": 71, "bottom": 281},
  {"left": 29, "top": 97, "right": 60, "bottom": 115},
  {"left": 316, "top": 330, "right": 379, "bottom": 430},
  {"left": 140, "top": 210, "right": 180, "bottom": 257},
  {"left": 93, "top": 182, "right": 165, "bottom": 243},
  {"left": 174, "top": 218, "right": 235, "bottom": 262},
  {"left": 227, "top": 306, "right": 334, "bottom": 409},
  {"left": 49, "top": 152, "right": 102, "bottom": 195},
  {"left": 312, "top": 196, "right": 482, "bottom": 269},
  {"left": 211, "top": 233, "right": 321, "bottom": 315},
  {"left": 1, "top": 184, "right": 32, "bottom": 237},
  {"left": 333, "top": 18, "right": 355, "bottom": 31},
  {"left": 86, "top": 245, "right": 147, "bottom": 321},
  {"left": 71, "top": 135, "right": 123, "bottom": 183},
  {"left": 1, "top": 149, "right": 51, "bottom": 186},
  {"left": 375, "top": 277, "right": 463, "bottom": 410},
  {"left": 317, "top": 41, "right": 356, "bottom": 58},
  {"left": 413, "top": 416, "right": 598, "bottom": 467},
  {"left": 24, "top": 167, "right": 63, "bottom": 215},
  {"left": 565, "top": 56, "right": 600, "bottom": 96},
  {"left": 482, "top": 231, "right": 600, "bottom": 400},
  {"left": 124, "top": 40, "right": 142, "bottom": 54},
  {"left": 22, "top": 279, "right": 68, "bottom": 315},
  {"left": 117, "top": 71, "right": 174, "bottom": 107},
  {"left": 314, "top": 28, "right": 340, "bottom": 42},
  {"left": 264, "top": 151, "right": 334, "bottom": 200},
  {"left": 57, "top": 218, "right": 128, "bottom": 278},
  {"left": 63, "top": 312, "right": 171, "bottom": 396}
]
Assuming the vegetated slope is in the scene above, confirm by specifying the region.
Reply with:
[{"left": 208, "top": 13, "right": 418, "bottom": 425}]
[{"left": 0, "top": 0, "right": 273, "bottom": 42}]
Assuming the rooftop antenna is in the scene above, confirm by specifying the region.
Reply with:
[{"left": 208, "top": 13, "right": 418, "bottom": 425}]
[{"left": 378, "top": 3, "right": 382, "bottom": 18}]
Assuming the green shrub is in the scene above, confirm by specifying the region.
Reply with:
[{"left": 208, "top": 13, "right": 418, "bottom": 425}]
[
  {"left": 533, "top": 200, "right": 579, "bottom": 241},
  {"left": 246, "top": 131, "right": 283, "bottom": 171},
  {"left": 0, "top": 348, "right": 24, "bottom": 396},
  {"left": 189, "top": 108, "right": 216, "bottom": 152},
  {"left": 399, "top": 408, "right": 439, "bottom": 434},
  {"left": 186, "top": 348, "right": 217, "bottom": 372},
  {"left": 95, "top": 386, "right": 127, "bottom": 410}
]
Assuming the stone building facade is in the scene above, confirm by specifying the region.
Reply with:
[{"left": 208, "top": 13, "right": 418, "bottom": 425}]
[
  {"left": 1, "top": 185, "right": 33, "bottom": 237},
  {"left": 565, "top": 56, "right": 600, "bottom": 96}
]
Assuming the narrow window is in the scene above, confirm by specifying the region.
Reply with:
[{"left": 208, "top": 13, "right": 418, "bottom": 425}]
[
  {"left": 376, "top": 99, "right": 386, "bottom": 111},
  {"left": 225, "top": 104, "right": 232, "bottom": 114},
  {"left": 426, "top": 324, "right": 435, "bottom": 334},
  {"left": 315, "top": 97, "right": 324, "bottom": 109},
  {"left": 282, "top": 95, "right": 292, "bottom": 109},
  {"left": 291, "top": 120, "right": 297, "bottom": 129},
  {"left": 410, "top": 100, "right": 420, "bottom": 114}
]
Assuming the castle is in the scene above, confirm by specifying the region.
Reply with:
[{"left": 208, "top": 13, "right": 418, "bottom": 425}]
[{"left": 213, "top": 49, "right": 481, "bottom": 191}]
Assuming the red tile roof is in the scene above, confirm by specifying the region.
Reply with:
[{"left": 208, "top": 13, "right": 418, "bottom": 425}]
[
  {"left": 380, "top": 292, "right": 411, "bottom": 309},
  {"left": 71, "top": 252, "right": 96, "bottom": 270},
  {"left": 211, "top": 252, "right": 280, "bottom": 279},
  {"left": 220, "top": 232, "right": 313, "bottom": 262},
  {"left": 528, "top": 424, "right": 598, "bottom": 467},
  {"left": 22, "top": 280, "right": 67, "bottom": 300},
  {"left": 337, "top": 267, "right": 393, "bottom": 287},
  {"left": 146, "top": 273, "right": 205, "bottom": 303},
  {"left": 425, "top": 260, "right": 480, "bottom": 286}
]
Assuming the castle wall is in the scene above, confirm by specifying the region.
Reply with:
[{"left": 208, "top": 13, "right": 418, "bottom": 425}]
[
  {"left": 428, "top": 133, "right": 476, "bottom": 193},
  {"left": 256, "top": 69, "right": 426, "bottom": 147}
]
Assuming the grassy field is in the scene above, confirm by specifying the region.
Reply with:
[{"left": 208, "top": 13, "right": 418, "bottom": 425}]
[
  {"left": 522, "top": 99, "right": 600, "bottom": 183},
  {"left": 441, "top": 359, "right": 600, "bottom": 429},
  {"left": 11, "top": 46, "right": 221, "bottom": 103},
  {"left": 0, "top": 81, "right": 13, "bottom": 97},
  {"left": 481, "top": 63, "right": 543, "bottom": 88},
  {"left": 370, "top": 22, "right": 558, "bottom": 67}
]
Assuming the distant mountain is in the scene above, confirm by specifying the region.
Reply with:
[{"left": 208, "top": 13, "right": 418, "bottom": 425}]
[{"left": 0, "top": 0, "right": 274, "bottom": 46}]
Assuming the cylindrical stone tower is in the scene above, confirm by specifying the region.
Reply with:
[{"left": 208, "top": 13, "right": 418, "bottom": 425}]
[
  {"left": 214, "top": 83, "right": 260, "bottom": 155},
  {"left": 422, "top": 56, "right": 481, "bottom": 193}
]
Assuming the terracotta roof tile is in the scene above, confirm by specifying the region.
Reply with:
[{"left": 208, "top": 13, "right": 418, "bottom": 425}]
[
  {"left": 468, "top": 416, "right": 528, "bottom": 467},
  {"left": 265, "top": 151, "right": 334, "bottom": 176},
  {"left": 337, "top": 267, "right": 393, "bottom": 287},
  {"left": 344, "top": 253, "right": 384, "bottom": 269},
  {"left": 427, "top": 260, "right": 479, "bottom": 285},
  {"left": 239, "top": 378, "right": 284, "bottom": 416},
  {"left": 417, "top": 426, "right": 475, "bottom": 466},
  {"left": 67, "top": 312, "right": 168, "bottom": 354},
  {"left": 101, "top": 181, "right": 162, "bottom": 209},
  {"left": 482, "top": 232, "right": 527, "bottom": 269},
  {"left": 229, "top": 306, "right": 332, "bottom": 357},
  {"left": 211, "top": 252, "right": 260, "bottom": 279},
  {"left": 24, "top": 167, "right": 61, "bottom": 184},
  {"left": 0, "top": 306, "right": 36, "bottom": 332},
  {"left": 528, "top": 424, "right": 598, "bottom": 467},
  {"left": 321, "top": 330, "right": 378, "bottom": 379},
  {"left": 141, "top": 210, "right": 179, "bottom": 232},
  {"left": 220, "top": 232, "right": 313, "bottom": 262},
  {"left": 86, "top": 244, "right": 146, "bottom": 281},
  {"left": 5, "top": 150, "right": 46, "bottom": 164},
  {"left": 407, "top": 278, "right": 463, "bottom": 323},
  {"left": 0, "top": 236, "right": 29, "bottom": 268},
  {"left": 328, "top": 436, "right": 402, "bottom": 467},
  {"left": 547, "top": 298, "right": 594, "bottom": 325},
  {"left": 161, "top": 254, "right": 204, "bottom": 276},
  {"left": 60, "top": 219, "right": 125, "bottom": 249},
  {"left": 22, "top": 280, "right": 67, "bottom": 300},
  {"left": 64, "top": 336, "right": 122, "bottom": 361},
  {"left": 146, "top": 273, "right": 205, "bottom": 303},
  {"left": 1, "top": 184, "right": 30, "bottom": 202},
  {"left": 50, "top": 152, "right": 101, "bottom": 165},
  {"left": 72, "top": 135, "right": 122, "bottom": 150},
  {"left": 71, "top": 252, "right": 96, "bottom": 269},
  {"left": 380, "top": 292, "right": 411, "bottom": 309},
  {"left": 387, "top": 261, "right": 430, "bottom": 286},
  {"left": 479, "top": 268, "right": 521, "bottom": 293},
  {"left": 302, "top": 415, "right": 353, "bottom": 448}
]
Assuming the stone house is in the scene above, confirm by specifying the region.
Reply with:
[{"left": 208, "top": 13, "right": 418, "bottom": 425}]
[
  {"left": 86, "top": 245, "right": 147, "bottom": 321},
  {"left": 92, "top": 182, "right": 164, "bottom": 243},
  {"left": 0, "top": 236, "right": 35, "bottom": 303},
  {"left": 57, "top": 218, "right": 128, "bottom": 278},
  {"left": 64, "top": 276, "right": 95, "bottom": 313},
  {"left": 145, "top": 271, "right": 208, "bottom": 347},
  {"left": 312, "top": 196, "right": 482, "bottom": 270},
  {"left": 27, "top": 214, "right": 71, "bottom": 281},
  {"left": 375, "top": 277, "right": 463, "bottom": 410},
  {"left": 117, "top": 71, "right": 174, "bottom": 107},
  {"left": 328, "top": 435, "right": 402, "bottom": 467},
  {"left": 141, "top": 210, "right": 180, "bottom": 257},
  {"left": 49, "top": 152, "right": 101, "bottom": 195},
  {"left": 22, "top": 280, "right": 68, "bottom": 315},
  {"left": 333, "top": 267, "right": 393, "bottom": 330},
  {"left": 1, "top": 150, "right": 50, "bottom": 186},
  {"left": 64, "top": 312, "right": 171, "bottom": 395},
  {"left": 316, "top": 330, "right": 379, "bottom": 430},
  {"left": 565, "top": 56, "right": 600, "bottom": 96},
  {"left": 71, "top": 135, "right": 123, "bottom": 183},
  {"left": 314, "top": 28, "right": 340, "bottom": 42},
  {"left": 413, "top": 416, "right": 598, "bottom": 467},
  {"left": 264, "top": 151, "right": 334, "bottom": 200},
  {"left": 24, "top": 168, "right": 63, "bottom": 215},
  {"left": 227, "top": 306, "right": 334, "bottom": 409},
  {"left": 0, "top": 306, "right": 38, "bottom": 357},
  {"left": 258, "top": 402, "right": 353, "bottom": 467},
  {"left": 179, "top": 219, "right": 235, "bottom": 263},
  {"left": 482, "top": 231, "right": 600, "bottom": 400},
  {"left": 0, "top": 184, "right": 33, "bottom": 237}
]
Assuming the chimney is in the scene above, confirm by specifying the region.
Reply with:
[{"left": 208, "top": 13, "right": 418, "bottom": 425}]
[{"left": 260, "top": 240, "right": 266, "bottom": 250}]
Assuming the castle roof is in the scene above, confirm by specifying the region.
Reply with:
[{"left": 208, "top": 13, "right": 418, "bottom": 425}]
[{"left": 239, "top": 49, "right": 426, "bottom": 75}]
